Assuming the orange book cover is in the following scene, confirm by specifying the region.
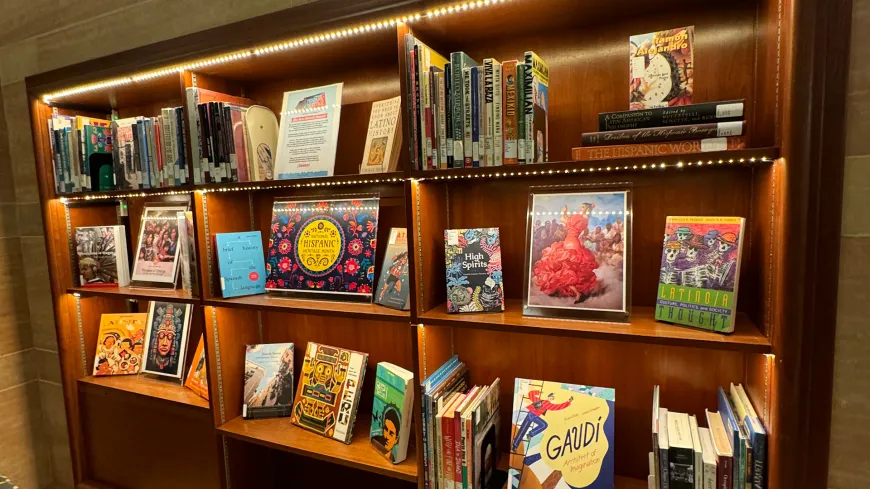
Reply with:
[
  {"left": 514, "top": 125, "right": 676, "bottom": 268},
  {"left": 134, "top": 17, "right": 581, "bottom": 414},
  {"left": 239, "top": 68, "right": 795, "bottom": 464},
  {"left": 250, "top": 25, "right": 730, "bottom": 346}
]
[
  {"left": 572, "top": 136, "right": 746, "bottom": 161},
  {"left": 185, "top": 335, "right": 209, "bottom": 400},
  {"left": 93, "top": 313, "right": 147, "bottom": 376}
]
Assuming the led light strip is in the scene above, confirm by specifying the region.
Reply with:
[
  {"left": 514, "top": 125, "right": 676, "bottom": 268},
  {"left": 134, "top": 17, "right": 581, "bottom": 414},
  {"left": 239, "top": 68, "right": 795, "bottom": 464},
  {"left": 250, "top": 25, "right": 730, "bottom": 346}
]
[{"left": 41, "top": 0, "right": 511, "bottom": 103}]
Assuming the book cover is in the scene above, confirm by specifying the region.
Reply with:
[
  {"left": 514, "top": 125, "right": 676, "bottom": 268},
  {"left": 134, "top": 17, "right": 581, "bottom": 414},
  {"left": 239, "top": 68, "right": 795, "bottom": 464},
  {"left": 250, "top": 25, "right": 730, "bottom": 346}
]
[
  {"left": 361, "top": 96, "right": 403, "bottom": 174},
  {"left": 371, "top": 362, "right": 414, "bottom": 464},
  {"left": 599, "top": 100, "right": 744, "bottom": 131},
  {"left": 630, "top": 27, "right": 695, "bottom": 110},
  {"left": 524, "top": 51, "right": 549, "bottom": 163},
  {"left": 243, "top": 343, "right": 294, "bottom": 419},
  {"left": 667, "top": 412, "right": 695, "bottom": 489},
  {"left": 75, "top": 226, "right": 128, "bottom": 287},
  {"left": 444, "top": 228, "right": 504, "bottom": 313},
  {"left": 582, "top": 121, "right": 745, "bottom": 147},
  {"left": 656, "top": 216, "right": 746, "bottom": 333},
  {"left": 244, "top": 105, "right": 279, "bottom": 181},
  {"left": 265, "top": 197, "right": 379, "bottom": 299},
  {"left": 83, "top": 125, "right": 113, "bottom": 191},
  {"left": 572, "top": 137, "right": 746, "bottom": 161},
  {"left": 451, "top": 52, "right": 478, "bottom": 165},
  {"left": 375, "top": 228, "right": 410, "bottom": 310},
  {"left": 215, "top": 231, "right": 266, "bottom": 298},
  {"left": 273, "top": 83, "right": 343, "bottom": 179},
  {"left": 508, "top": 378, "right": 615, "bottom": 489},
  {"left": 185, "top": 335, "right": 209, "bottom": 400},
  {"left": 502, "top": 60, "right": 519, "bottom": 165},
  {"left": 131, "top": 206, "right": 187, "bottom": 287},
  {"left": 291, "top": 342, "right": 368, "bottom": 443},
  {"left": 142, "top": 301, "right": 192, "bottom": 379},
  {"left": 93, "top": 313, "right": 147, "bottom": 376}
]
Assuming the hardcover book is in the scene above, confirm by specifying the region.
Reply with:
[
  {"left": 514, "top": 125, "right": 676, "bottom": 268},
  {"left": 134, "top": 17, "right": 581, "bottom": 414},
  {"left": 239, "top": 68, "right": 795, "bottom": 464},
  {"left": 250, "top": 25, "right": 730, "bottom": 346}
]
[
  {"left": 265, "top": 197, "right": 379, "bottom": 300},
  {"left": 361, "top": 96, "right": 403, "bottom": 174},
  {"left": 572, "top": 137, "right": 746, "bottom": 161},
  {"left": 444, "top": 228, "right": 504, "bottom": 313},
  {"left": 93, "top": 313, "right": 147, "bottom": 376},
  {"left": 371, "top": 362, "right": 415, "bottom": 464},
  {"left": 630, "top": 26, "right": 695, "bottom": 110},
  {"left": 185, "top": 335, "right": 209, "bottom": 400},
  {"left": 291, "top": 342, "right": 368, "bottom": 444},
  {"left": 375, "top": 228, "right": 411, "bottom": 310},
  {"left": 75, "top": 225, "right": 129, "bottom": 287},
  {"left": 508, "top": 378, "right": 615, "bottom": 489},
  {"left": 215, "top": 231, "right": 266, "bottom": 298},
  {"left": 599, "top": 100, "right": 744, "bottom": 131},
  {"left": 131, "top": 206, "right": 187, "bottom": 287},
  {"left": 111, "top": 117, "right": 144, "bottom": 189},
  {"left": 451, "top": 52, "right": 478, "bottom": 164},
  {"left": 184, "top": 87, "right": 255, "bottom": 184},
  {"left": 581, "top": 121, "right": 745, "bottom": 147},
  {"left": 177, "top": 211, "right": 200, "bottom": 296},
  {"left": 656, "top": 216, "right": 746, "bottom": 333},
  {"left": 524, "top": 51, "right": 549, "bottom": 163},
  {"left": 243, "top": 343, "right": 295, "bottom": 419},
  {"left": 274, "top": 83, "right": 343, "bottom": 179},
  {"left": 244, "top": 105, "right": 279, "bottom": 181},
  {"left": 502, "top": 60, "right": 520, "bottom": 165},
  {"left": 142, "top": 301, "right": 192, "bottom": 379}
]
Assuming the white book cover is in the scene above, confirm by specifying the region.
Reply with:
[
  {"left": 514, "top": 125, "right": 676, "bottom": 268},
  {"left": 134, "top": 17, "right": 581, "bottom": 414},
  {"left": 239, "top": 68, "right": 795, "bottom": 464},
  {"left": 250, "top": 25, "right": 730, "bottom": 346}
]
[
  {"left": 360, "top": 96, "right": 402, "bottom": 174},
  {"left": 492, "top": 62, "right": 503, "bottom": 166},
  {"left": 690, "top": 415, "right": 704, "bottom": 489},
  {"left": 274, "top": 83, "right": 343, "bottom": 180},
  {"left": 698, "top": 427, "right": 718, "bottom": 489}
]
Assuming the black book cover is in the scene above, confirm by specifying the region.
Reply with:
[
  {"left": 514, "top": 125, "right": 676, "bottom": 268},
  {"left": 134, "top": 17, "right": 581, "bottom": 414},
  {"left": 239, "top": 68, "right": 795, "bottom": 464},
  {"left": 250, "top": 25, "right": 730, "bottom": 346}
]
[
  {"left": 197, "top": 103, "right": 212, "bottom": 183},
  {"left": 131, "top": 123, "right": 142, "bottom": 189},
  {"left": 598, "top": 100, "right": 745, "bottom": 131},
  {"left": 444, "top": 228, "right": 504, "bottom": 313},
  {"left": 669, "top": 445, "right": 695, "bottom": 489}
]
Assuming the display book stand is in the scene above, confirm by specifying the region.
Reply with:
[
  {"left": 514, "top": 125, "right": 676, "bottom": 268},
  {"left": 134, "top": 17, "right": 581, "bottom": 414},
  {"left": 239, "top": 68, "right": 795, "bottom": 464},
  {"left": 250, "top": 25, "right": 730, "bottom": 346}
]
[{"left": 24, "top": 0, "right": 847, "bottom": 488}]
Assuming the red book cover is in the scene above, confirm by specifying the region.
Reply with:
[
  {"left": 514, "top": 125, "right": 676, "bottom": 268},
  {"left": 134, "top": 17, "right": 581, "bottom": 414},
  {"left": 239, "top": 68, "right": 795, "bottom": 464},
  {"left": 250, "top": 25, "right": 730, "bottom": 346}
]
[{"left": 572, "top": 136, "right": 746, "bottom": 161}]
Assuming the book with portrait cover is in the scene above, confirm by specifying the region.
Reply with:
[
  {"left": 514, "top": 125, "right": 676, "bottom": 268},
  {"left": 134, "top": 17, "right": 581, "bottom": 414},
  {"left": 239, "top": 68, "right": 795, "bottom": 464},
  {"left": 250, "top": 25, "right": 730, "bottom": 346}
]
[
  {"left": 656, "top": 216, "right": 746, "bottom": 333},
  {"left": 215, "top": 231, "right": 266, "bottom": 298},
  {"left": 444, "top": 228, "right": 504, "bottom": 313},
  {"left": 131, "top": 205, "right": 187, "bottom": 288},
  {"left": 291, "top": 342, "right": 368, "bottom": 444},
  {"left": 375, "top": 228, "right": 411, "bottom": 311},
  {"left": 243, "top": 343, "right": 294, "bottom": 419},
  {"left": 265, "top": 197, "right": 379, "bottom": 301},
  {"left": 185, "top": 335, "right": 209, "bottom": 400},
  {"left": 93, "top": 313, "right": 147, "bottom": 376},
  {"left": 630, "top": 26, "right": 695, "bottom": 110},
  {"left": 361, "top": 96, "right": 403, "bottom": 174},
  {"left": 75, "top": 225, "right": 129, "bottom": 287},
  {"left": 142, "top": 301, "right": 192, "bottom": 379},
  {"left": 371, "top": 362, "right": 415, "bottom": 464},
  {"left": 508, "top": 378, "right": 615, "bottom": 489}
]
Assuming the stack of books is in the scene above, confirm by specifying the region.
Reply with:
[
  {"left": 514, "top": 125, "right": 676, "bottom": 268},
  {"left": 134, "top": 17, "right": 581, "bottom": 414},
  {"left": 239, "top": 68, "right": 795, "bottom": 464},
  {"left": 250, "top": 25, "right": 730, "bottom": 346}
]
[
  {"left": 405, "top": 34, "right": 549, "bottom": 169},
  {"left": 651, "top": 384, "right": 767, "bottom": 489}
]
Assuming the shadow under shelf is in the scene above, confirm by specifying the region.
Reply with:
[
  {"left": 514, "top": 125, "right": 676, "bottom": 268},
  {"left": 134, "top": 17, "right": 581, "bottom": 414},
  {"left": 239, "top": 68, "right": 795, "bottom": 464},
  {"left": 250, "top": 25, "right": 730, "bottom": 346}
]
[
  {"left": 68, "top": 286, "right": 198, "bottom": 304},
  {"left": 203, "top": 294, "right": 410, "bottom": 321},
  {"left": 77, "top": 375, "right": 210, "bottom": 410}
]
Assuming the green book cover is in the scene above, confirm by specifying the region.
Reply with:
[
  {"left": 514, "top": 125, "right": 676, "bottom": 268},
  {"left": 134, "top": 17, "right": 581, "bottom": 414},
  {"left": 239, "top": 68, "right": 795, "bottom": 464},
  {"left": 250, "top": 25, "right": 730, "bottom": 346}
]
[
  {"left": 84, "top": 126, "right": 113, "bottom": 191},
  {"left": 370, "top": 362, "right": 412, "bottom": 464}
]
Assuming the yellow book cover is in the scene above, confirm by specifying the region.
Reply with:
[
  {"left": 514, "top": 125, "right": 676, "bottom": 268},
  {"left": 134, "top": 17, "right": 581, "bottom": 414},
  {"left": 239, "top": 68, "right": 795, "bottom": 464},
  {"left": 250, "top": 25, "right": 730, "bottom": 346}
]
[
  {"left": 185, "top": 335, "right": 209, "bottom": 400},
  {"left": 93, "top": 313, "right": 147, "bottom": 376}
]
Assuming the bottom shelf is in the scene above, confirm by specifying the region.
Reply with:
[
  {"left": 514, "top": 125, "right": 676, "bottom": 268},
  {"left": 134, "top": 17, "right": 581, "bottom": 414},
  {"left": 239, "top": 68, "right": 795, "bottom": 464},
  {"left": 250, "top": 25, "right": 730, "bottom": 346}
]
[
  {"left": 217, "top": 415, "right": 418, "bottom": 482},
  {"left": 78, "top": 375, "right": 210, "bottom": 410}
]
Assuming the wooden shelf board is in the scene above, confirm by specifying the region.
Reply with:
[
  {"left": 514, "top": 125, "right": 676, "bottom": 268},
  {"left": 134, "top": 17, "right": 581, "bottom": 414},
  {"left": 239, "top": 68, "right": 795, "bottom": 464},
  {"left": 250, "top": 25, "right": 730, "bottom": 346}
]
[
  {"left": 217, "top": 415, "right": 417, "bottom": 482},
  {"left": 68, "top": 286, "right": 198, "bottom": 304},
  {"left": 78, "top": 375, "right": 210, "bottom": 410},
  {"left": 204, "top": 294, "right": 410, "bottom": 321},
  {"left": 410, "top": 148, "right": 778, "bottom": 180},
  {"left": 497, "top": 453, "right": 646, "bottom": 489},
  {"left": 420, "top": 299, "right": 771, "bottom": 353}
]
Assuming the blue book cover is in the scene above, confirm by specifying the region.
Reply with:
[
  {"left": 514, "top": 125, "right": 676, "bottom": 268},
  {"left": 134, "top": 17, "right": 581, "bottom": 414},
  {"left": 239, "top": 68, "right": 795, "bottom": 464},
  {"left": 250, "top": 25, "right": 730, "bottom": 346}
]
[
  {"left": 509, "top": 378, "right": 615, "bottom": 489},
  {"left": 718, "top": 387, "right": 746, "bottom": 489},
  {"left": 215, "top": 231, "right": 267, "bottom": 298}
]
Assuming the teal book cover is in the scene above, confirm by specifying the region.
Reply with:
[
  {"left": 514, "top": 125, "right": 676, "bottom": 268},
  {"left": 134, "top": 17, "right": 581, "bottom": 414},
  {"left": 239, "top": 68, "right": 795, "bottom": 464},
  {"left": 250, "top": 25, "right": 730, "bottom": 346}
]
[
  {"left": 371, "top": 362, "right": 413, "bottom": 464},
  {"left": 215, "top": 231, "right": 267, "bottom": 298}
]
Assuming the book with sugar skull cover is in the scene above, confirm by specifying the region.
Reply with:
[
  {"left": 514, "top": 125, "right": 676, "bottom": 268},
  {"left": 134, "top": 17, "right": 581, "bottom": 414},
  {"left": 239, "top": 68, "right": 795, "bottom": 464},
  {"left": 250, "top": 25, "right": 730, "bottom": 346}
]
[
  {"left": 265, "top": 197, "right": 379, "bottom": 301},
  {"left": 444, "top": 228, "right": 504, "bottom": 313},
  {"left": 141, "top": 301, "right": 192, "bottom": 379},
  {"left": 93, "top": 313, "right": 147, "bottom": 376},
  {"left": 508, "top": 378, "right": 615, "bottom": 489},
  {"left": 243, "top": 343, "right": 294, "bottom": 419},
  {"left": 655, "top": 216, "right": 746, "bottom": 333},
  {"left": 291, "top": 342, "right": 368, "bottom": 444},
  {"left": 630, "top": 26, "right": 694, "bottom": 110}
]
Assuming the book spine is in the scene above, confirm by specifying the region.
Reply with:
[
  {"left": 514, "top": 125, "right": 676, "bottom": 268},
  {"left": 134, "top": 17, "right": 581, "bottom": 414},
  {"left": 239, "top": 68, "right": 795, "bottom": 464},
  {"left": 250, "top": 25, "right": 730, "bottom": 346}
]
[
  {"left": 704, "top": 459, "right": 717, "bottom": 489},
  {"left": 572, "top": 136, "right": 747, "bottom": 161},
  {"left": 430, "top": 71, "right": 440, "bottom": 169},
  {"left": 522, "top": 62, "right": 534, "bottom": 164},
  {"left": 131, "top": 124, "right": 142, "bottom": 189},
  {"left": 453, "top": 412, "right": 463, "bottom": 487},
  {"left": 718, "top": 455, "right": 732, "bottom": 489},
  {"left": 492, "top": 63, "right": 503, "bottom": 166},
  {"left": 197, "top": 104, "right": 212, "bottom": 182},
  {"left": 185, "top": 89, "right": 202, "bottom": 184},
  {"left": 659, "top": 444, "right": 670, "bottom": 489},
  {"left": 438, "top": 73, "right": 449, "bottom": 169},
  {"left": 669, "top": 446, "right": 695, "bottom": 489},
  {"left": 463, "top": 68, "right": 473, "bottom": 168},
  {"left": 598, "top": 100, "right": 745, "bottom": 131},
  {"left": 423, "top": 70, "right": 433, "bottom": 170},
  {"left": 477, "top": 68, "right": 485, "bottom": 166},
  {"left": 403, "top": 36, "right": 417, "bottom": 171},
  {"left": 750, "top": 430, "right": 766, "bottom": 489},
  {"left": 502, "top": 60, "right": 518, "bottom": 165},
  {"left": 160, "top": 110, "right": 173, "bottom": 185},
  {"left": 484, "top": 59, "right": 494, "bottom": 168},
  {"left": 409, "top": 47, "right": 421, "bottom": 171},
  {"left": 445, "top": 62, "right": 454, "bottom": 168},
  {"left": 176, "top": 107, "right": 187, "bottom": 184},
  {"left": 582, "top": 121, "right": 746, "bottom": 147},
  {"left": 451, "top": 53, "right": 466, "bottom": 166},
  {"left": 517, "top": 63, "right": 526, "bottom": 164},
  {"left": 421, "top": 393, "right": 431, "bottom": 489},
  {"left": 51, "top": 128, "right": 62, "bottom": 193},
  {"left": 223, "top": 106, "right": 238, "bottom": 181},
  {"left": 471, "top": 67, "right": 480, "bottom": 167},
  {"left": 441, "top": 413, "right": 452, "bottom": 489}
]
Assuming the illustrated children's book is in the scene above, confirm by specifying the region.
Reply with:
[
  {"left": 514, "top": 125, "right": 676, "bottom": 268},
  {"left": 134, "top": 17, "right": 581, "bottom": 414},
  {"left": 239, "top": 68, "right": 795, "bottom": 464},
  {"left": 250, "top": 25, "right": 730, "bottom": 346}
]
[
  {"left": 656, "top": 216, "right": 746, "bottom": 333},
  {"left": 93, "top": 313, "right": 147, "bottom": 376},
  {"left": 629, "top": 26, "right": 694, "bottom": 110},
  {"left": 75, "top": 225, "right": 130, "bottom": 287},
  {"left": 444, "top": 228, "right": 504, "bottom": 313},
  {"left": 375, "top": 228, "right": 411, "bottom": 310},
  {"left": 370, "top": 362, "right": 415, "bottom": 464},
  {"left": 185, "top": 335, "right": 209, "bottom": 400},
  {"left": 141, "top": 301, "right": 192, "bottom": 379},
  {"left": 265, "top": 197, "right": 379, "bottom": 300},
  {"left": 508, "top": 378, "right": 615, "bottom": 489},
  {"left": 215, "top": 231, "right": 267, "bottom": 298},
  {"left": 243, "top": 343, "right": 295, "bottom": 419},
  {"left": 291, "top": 342, "right": 368, "bottom": 444}
]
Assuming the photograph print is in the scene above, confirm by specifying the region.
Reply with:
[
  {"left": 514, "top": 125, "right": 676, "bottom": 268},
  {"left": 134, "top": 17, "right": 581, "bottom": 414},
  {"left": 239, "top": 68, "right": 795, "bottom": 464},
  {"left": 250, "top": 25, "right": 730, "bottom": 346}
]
[
  {"left": 131, "top": 206, "right": 187, "bottom": 286},
  {"left": 142, "top": 301, "right": 192, "bottom": 379},
  {"left": 524, "top": 189, "right": 631, "bottom": 321}
]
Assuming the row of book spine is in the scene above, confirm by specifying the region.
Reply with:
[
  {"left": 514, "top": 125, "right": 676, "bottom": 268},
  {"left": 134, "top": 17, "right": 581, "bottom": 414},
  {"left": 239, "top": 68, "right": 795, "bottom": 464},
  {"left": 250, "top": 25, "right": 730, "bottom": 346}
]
[
  {"left": 405, "top": 34, "right": 549, "bottom": 170},
  {"left": 652, "top": 384, "right": 767, "bottom": 489}
]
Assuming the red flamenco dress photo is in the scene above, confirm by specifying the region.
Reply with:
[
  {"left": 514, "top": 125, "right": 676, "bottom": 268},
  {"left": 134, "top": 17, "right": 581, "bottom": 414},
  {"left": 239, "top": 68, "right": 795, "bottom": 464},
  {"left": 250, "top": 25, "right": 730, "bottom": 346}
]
[{"left": 533, "top": 203, "right": 600, "bottom": 303}]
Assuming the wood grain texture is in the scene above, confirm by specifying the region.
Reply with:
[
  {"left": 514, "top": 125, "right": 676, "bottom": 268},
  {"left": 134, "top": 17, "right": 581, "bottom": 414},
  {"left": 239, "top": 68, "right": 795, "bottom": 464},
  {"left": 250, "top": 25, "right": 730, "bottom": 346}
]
[
  {"left": 204, "top": 294, "right": 409, "bottom": 321},
  {"left": 68, "top": 286, "right": 197, "bottom": 303},
  {"left": 78, "top": 374, "right": 210, "bottom": 410}
]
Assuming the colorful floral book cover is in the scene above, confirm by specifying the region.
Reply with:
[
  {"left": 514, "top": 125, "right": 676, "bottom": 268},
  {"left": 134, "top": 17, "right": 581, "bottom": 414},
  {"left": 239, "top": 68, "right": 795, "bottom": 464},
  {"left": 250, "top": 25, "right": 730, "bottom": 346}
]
[
  {"left": 93, "top": 313, "right": 147, "bottom": 376},
  {"left": 243, "top": 343, "right": 294, "bottom": 419},
  {"left": 629, "top": 26, "right": 694, "bottom": 110},
  {"left": 508, "top": 378, "right": 615, "bottom": 489},
  {"left": 291, "top": 342, "right": 368, "bottom": 444},
  {"left": 375, "top": 228, "right": 411, "bottom": 310},
  {"left": 656, "top": 216, "right": 746, "bottom": 333},
  {"left": 185, "top": 335, "right": 209, "bottom": 400},
  {"left": 370, "top": 362, "right": 414, "bottom": 464},
  {"left": 265, "top": 197, "right": 379, "bottom": 300},
  {"left": 142, "top": 301, "right": 192, "bottom": 379},
  {"left": 215, "top": 231, "right": 266, "bottom": 298},
  {"left": 444, "top": 227, "right": 504, "bottom": 313}
]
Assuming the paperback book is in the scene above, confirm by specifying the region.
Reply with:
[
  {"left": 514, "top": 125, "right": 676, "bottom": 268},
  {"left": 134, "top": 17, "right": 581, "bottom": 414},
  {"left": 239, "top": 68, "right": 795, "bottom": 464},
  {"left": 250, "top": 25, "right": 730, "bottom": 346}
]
[
  {"left": 360, "top": 96, "right": 403, "bottom": 174},
  {"left": 375, "top": 228, "right": 411, "bottom": 310},
  {"left": 444, "top": 228, "right": 504, "bottom": 313},
  {"left": 630, "top": 26, "right": 695, "bottom": 110},
  {"left": 75, "top": 225, "right": 129, "bottom": 287},
  {"left": 131, "top": 206, "right": 187, "bottom": 288},
  {"left": 524, "top": 51, "right": 549, "bottom": 163},
  {"left": 274, "top": 83, "right": 343, "bottom": 179},
  {"left": 93, "top": 313, "right": 147, "bottom": 376},
  {"left": 371, "top": 362, "right": 415, "bottom": 464},
  {"left": 185, "top": 335, "right": 209, "bottom": 400},
  {"left": 215, "top": 231, "right": 266, "bottom": 298},
  {"left": 243, "top": 343, "right": 295, "bottom": 419},
  {"left": 177, "top": 211, "right": 200, "bottom": 296},
  {"left": 142, "top": 301, "right": 192, "bottom": 379}
]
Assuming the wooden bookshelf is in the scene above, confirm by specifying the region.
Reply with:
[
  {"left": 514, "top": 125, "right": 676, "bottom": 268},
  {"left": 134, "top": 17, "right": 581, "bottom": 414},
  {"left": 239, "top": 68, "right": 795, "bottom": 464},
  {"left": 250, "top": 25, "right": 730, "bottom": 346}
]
[{"left": 24, "top": 0, "right": 850, "bottom": 488}]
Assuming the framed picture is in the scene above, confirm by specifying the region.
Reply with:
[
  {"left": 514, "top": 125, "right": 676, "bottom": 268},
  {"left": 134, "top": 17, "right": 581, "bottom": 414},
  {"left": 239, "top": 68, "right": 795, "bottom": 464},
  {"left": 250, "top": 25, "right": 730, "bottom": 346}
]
[
  {"left": 130, "top": 205, "right": 188, "bottom": 288},
  {"left": 142, "top": 301, "right": 193, "bottom": 379},
  {"left": 523, "top": 186, "right": 632, "bottom": 322}
]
